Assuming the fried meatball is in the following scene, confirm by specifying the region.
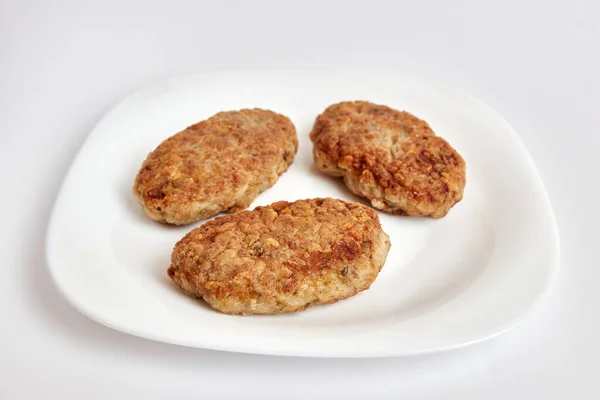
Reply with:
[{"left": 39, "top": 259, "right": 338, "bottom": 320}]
[
  {"left": 310, "top": 101, "right": 466, "bottom": 218},
  {"left": 168, "top": 198, "right": 391, "bottom": 315},
  {"left": 133, "top": 109, "right": 298, "bottom": 225}
]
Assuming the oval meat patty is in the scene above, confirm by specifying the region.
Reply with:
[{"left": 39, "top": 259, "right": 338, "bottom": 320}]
[
  {"left": 168, "top": 198, "right": 391, "bottom": 315},
  {"left": 310, "top": 101, "right": 466, "bottom": 218},
  {"left": 133, "top": 109, "right": 298, "bottom": 225}
]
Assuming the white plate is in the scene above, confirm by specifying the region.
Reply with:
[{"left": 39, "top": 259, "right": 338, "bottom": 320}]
[{"left": 46, "top": 71, "right": 559, "bottom": 358}]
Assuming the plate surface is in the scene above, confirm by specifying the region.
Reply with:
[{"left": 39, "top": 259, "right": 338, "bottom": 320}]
[{"left": 46, "top": 71, "right": 559, "bottom": 357}]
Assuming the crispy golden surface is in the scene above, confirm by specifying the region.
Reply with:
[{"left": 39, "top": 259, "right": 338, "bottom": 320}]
[
  {"left": 133, "top": 109, "right": 298, "bottom": 225},
  {"left": 168, "top": 198, "right": 391, "bottom": 315},
  {"left": 310, "top": 101, "right": 466, "bottom": 217}
]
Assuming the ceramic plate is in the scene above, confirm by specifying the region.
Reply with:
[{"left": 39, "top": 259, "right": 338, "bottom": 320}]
[{"left": 46, "top": 71, "right": 559, "bottom": 357}]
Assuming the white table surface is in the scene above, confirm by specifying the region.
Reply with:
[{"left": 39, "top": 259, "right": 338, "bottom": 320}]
[{"left": 1, "top": 1, "right": 598, "bottom": 398}]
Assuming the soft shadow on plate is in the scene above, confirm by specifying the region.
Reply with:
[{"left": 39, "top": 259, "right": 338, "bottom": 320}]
[{"left": 307, "top": 163, "right": 372, "bottom": 206}]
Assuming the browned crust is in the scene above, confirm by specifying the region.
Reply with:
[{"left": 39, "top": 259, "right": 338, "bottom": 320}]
[
  {"left": 133, "top": 109, "right": 298, "bottom": 225},
  {"left": 168, "top": 198, "right": 391, "bottom": 315},
  {"left": 310, "top": 101, "right": 466, "bottom": 218}
]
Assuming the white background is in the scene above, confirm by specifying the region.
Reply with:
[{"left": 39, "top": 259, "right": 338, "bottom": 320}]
[{"left": 1, "top": 0, "right": 598, "bottom": 398}]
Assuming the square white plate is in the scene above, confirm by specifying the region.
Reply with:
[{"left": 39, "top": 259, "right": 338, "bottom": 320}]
[{"left": 46, "top": 71, "right": 559, "bottom": 357}]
